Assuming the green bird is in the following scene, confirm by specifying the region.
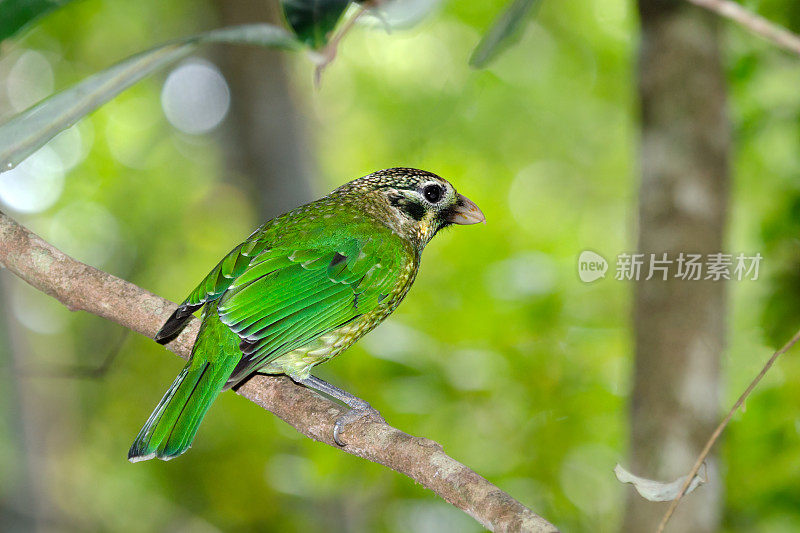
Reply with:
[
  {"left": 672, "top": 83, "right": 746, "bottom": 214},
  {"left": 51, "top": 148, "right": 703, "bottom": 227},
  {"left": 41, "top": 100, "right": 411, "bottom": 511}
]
[{"left": 128, "top": 168, "right": 485, "bottom": 462}]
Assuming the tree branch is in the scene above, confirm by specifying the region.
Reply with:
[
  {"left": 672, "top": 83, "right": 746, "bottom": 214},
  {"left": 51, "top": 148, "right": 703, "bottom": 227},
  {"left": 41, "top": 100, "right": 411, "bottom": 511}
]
[
  {"left": 686, "top": 0, "right": 800, "bottom": 56},
  {"left": 0, "top": 209, "right": 558, "bottom": 533}
]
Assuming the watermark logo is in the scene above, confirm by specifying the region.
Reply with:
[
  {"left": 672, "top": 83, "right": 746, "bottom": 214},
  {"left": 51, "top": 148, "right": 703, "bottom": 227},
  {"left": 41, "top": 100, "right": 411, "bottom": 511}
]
[
  {"left": 578, "top": 252, "right": 763, "bottom": 283},
  {"left": 578, "top": 250, "right": 608, "bottom": 283}
]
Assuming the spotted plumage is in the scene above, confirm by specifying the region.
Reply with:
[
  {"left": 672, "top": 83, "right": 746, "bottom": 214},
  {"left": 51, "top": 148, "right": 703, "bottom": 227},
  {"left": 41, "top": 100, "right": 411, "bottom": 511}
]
[{"left": 128, "top": 168, "right": 484, "bottom": 461}]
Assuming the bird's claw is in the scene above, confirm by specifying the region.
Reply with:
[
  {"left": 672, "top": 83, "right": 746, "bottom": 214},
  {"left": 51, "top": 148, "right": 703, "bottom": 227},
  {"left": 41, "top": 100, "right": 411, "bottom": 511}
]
[{"left": 333, "top": 400, "right": 384, "bottom": 446}]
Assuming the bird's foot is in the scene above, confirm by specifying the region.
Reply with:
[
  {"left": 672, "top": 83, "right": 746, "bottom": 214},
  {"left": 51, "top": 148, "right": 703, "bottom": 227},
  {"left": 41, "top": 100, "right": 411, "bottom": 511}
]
[
  {"left": 290, "top": 375, "right": 385, "bottom": 446},
  {"left": 334, "top": 399, "right": 384, "bottom": 447}
]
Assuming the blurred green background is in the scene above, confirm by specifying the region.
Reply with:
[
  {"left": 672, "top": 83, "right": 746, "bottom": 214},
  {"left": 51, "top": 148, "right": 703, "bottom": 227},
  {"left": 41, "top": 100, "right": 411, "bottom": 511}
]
[{"left": 1, "top": 0, "right": 800, "bottom": 531}]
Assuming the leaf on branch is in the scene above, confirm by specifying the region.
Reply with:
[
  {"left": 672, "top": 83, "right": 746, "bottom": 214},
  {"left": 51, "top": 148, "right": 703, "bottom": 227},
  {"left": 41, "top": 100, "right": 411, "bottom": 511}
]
[
  {"left": 0, "top": 0, "right": 75, "bottom": 42},
  {"left": 614, "top": 463, "right": 707, "bottom": 502},
  {"left": 469, "top": 0, "right": 542, "bottom": 69},
  {"left": 282, "top": 0, "right": 352, "bottom": 48},
  {"left": 0, "top": 24, "right": 301, "bottom": 175}
]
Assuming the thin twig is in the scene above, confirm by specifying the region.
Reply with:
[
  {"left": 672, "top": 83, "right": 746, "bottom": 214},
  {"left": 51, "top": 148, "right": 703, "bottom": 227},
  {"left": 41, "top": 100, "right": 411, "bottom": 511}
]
[
  {"left": 314, "top": 4, "right": 370, "bottom": 88},
  {"left": 686, "top": 0, "right": 800, "bottom": 56},
  {"left": 656, "top": 327, "right": 800, "bottom": 532},
  {"left": 0, "top": 209, "right": 558, "bottom": 533}
]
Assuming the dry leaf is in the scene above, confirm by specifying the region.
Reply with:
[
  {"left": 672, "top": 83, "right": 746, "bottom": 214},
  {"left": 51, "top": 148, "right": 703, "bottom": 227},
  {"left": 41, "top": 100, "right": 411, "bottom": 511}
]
[{"left": 614, "top": 463, "right": 707, "bottom": 502}]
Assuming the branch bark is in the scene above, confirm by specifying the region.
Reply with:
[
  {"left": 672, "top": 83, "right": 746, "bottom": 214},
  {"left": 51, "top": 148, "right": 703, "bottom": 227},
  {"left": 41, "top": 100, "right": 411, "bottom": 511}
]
[{"left": 0, "top": 209, "right": 558, "bottom": 533}]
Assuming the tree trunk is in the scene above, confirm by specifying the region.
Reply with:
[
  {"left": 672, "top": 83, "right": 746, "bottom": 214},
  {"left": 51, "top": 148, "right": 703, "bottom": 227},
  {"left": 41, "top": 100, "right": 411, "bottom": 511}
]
[
  {"left": 623, "top": 1, "right": 729, "bottom": 531},
  {"left": 213, "top": 0, "right": 315, "bottom": 219},
  {"left": 0, "top": 275, "right": 45, "bottom": 532}
]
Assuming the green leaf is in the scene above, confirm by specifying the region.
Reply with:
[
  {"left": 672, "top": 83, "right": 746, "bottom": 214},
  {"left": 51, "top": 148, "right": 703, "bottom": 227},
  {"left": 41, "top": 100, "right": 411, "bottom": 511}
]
[
  {"left": 0, "top": 0, "right": 74, "bottom": 42},
  {"left": 469, "top": 0, "right": 542, "bottom": 69},
  {"left": 0, "top": 24, "right": 301, "bottom": 174},
  {"left": 282, "top": 0, "right": 351, "bottom": 48}
]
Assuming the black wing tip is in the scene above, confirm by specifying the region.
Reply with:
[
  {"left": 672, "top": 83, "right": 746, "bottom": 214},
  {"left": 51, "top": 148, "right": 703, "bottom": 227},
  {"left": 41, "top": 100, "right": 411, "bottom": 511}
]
[
  {"left": 154, "top": 303, "right": 202, "bottom": 344},
  {"left": 154, "top": 330, "right": 179, "bottom": 345}
]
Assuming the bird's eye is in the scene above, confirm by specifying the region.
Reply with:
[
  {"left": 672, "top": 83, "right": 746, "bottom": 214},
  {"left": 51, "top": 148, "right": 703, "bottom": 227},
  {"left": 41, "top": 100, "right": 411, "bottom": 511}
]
[{"left": 423, "top": 184, "right": 443, "bottom": 203}]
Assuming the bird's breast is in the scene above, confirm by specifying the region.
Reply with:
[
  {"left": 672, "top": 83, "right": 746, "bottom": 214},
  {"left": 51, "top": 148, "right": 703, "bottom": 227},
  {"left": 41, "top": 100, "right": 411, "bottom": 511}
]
[{"left": 260, "top": 258, "right": 419, "bottom": 379}]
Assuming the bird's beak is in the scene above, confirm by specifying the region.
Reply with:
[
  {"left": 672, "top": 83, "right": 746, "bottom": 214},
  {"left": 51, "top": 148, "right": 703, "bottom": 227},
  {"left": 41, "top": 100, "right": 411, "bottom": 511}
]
[{"left": 447, "top": 193, "right": 486, "bottom": 225}]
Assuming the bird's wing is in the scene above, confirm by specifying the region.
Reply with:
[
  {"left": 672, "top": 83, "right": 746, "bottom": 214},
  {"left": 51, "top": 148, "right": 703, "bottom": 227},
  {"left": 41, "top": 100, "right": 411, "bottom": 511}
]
[
  {"left": 154, "top": 234, "right": 270, "bottom": 343},
  {"left": 217, "top": 234, "right": 406, "bottom": 385}
]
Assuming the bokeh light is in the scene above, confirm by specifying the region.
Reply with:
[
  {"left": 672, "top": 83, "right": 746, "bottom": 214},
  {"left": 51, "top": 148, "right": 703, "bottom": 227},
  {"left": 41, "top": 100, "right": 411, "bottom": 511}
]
[
  {"left": 161, "top": 59, "right": 230, "bottom": 135},
  {"left": 0, "top": 145, "right": 64, "bottom": 213},
  {"left": 11, "top": 282, "right": 68, "bottom": 335},
  {"left": 6, "top": 50, "right": 54, "bottom": 112}
]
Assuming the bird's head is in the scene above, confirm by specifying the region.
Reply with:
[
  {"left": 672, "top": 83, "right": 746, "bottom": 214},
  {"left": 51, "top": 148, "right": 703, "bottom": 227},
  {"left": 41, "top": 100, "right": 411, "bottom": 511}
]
[{"left": 334, "top": 168, "right": 485, "bottom": 248}]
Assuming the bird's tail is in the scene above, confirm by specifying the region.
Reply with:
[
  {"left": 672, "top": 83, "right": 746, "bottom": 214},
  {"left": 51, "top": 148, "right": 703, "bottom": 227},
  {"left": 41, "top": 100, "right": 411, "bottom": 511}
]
[{"left": 127, "top": 357, "right": 238, "bottom": 462}]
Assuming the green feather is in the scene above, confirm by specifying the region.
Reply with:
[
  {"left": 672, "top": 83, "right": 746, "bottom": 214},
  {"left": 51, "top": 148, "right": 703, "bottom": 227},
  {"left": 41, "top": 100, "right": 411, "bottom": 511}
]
[{"left": 128, "top": 303, "right": 241, "bottom": 461}]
